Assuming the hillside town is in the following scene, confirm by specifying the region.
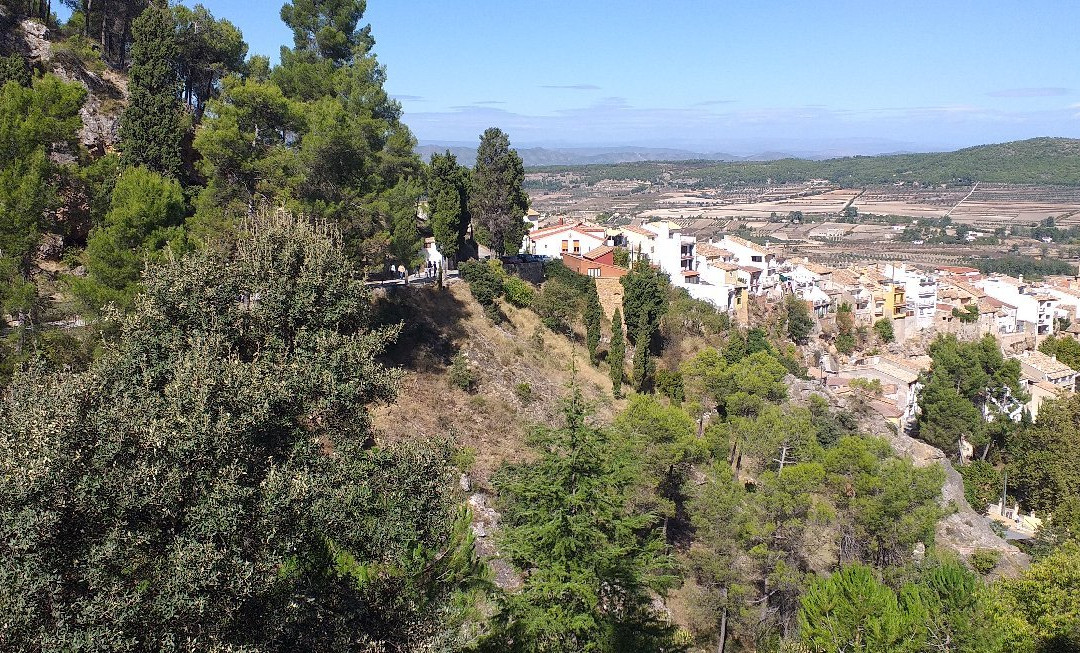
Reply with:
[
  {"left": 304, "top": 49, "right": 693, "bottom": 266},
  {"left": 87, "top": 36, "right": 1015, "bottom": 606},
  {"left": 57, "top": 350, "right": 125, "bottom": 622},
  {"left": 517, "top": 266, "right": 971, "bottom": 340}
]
[{"left": 476, "top": 214, "right": 1080, "bottom": 436}]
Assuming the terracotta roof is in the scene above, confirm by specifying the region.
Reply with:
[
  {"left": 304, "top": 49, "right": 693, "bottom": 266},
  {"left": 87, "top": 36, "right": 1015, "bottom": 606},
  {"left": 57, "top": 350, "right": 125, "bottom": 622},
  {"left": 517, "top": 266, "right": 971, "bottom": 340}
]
[
  {"left": 696, "top": 243, "right": 733, "bottom": 259},
  {"left": 647, "top": 220, "right": 683, "bottom": 231},
  {"left": 621, "top": 225, "right": 657, "bottom": 239},
  {"left": 938, "top": 265, "right": 980, "bottom": 275},
  {"left": 1034, "top": 380, "right": 1065, "bottom": 393},
  {"left": 829, "top": 270, "right": 860, "bottom": 287},
  {"left": 722, "top": 234, "right": 767, "bottom": 254},
  {"left": 1018, "top": 350, "right": 1077, "bottom": 377},
  {"left": 529, "top": 222, "right": 606, "bottom": 241},
  {"left": 870, "top": 399, "right": 903, "bottom": 419},
  {"left": 583, "top": 245, "right": 616, "bottom": 260},
  {"left": 946, "top": 280, "right": 985, "bottom": 299},
  {"left": 803, "top": 262, "right": 834, "bottom": 275},
  {"left": 710, "top": 261, "right": 740, "bottom": 272},
  {"left": 681, "top": 270, "right": 699, "bottom": 277},
  {"left": 739, "top": 265, "right": 763, "bottom": 274}
]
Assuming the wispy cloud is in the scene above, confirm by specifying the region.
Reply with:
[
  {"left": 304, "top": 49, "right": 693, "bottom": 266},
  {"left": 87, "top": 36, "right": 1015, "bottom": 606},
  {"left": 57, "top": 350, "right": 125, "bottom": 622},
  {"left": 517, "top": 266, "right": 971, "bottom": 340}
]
[
  {"left": 541, "top": 84, "right": 601, "bottom": 90},
  {"left": 695, "top": 99, "right": 736, "bottom": 106},
  {"left": 473, "top": 100, "right": 506, "bottom": 105},
  {"left": 987, "top": 87, "right": 1069, "bottom": 98},
  {"left": 392, "top": 94, "right": 425, "bottom": 102}
]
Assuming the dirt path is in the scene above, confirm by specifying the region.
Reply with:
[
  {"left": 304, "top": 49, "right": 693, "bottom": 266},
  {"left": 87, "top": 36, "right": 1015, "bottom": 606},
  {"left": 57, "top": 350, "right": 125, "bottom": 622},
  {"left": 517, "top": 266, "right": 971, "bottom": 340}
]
[{"left": 944, "top": 181, "right": 980, "bottom": 218}]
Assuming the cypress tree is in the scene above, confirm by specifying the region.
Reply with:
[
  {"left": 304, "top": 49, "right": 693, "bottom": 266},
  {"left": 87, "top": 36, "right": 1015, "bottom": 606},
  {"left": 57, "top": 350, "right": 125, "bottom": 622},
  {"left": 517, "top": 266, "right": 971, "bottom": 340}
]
[
  {"left": 119, "top": 3, "right": 184, "bottom": 178},
  {"left": 584, "top": 279, "right": 603, "bottom": 364},
  {"left": 469, "top": 127, "right": 528, "bottom": 255},
  {"left": 632, "top": 311, "right": 653, "bottom": 393},
  {"left": 428, "top": 151, "right": 470, "bottom": 267},
  {"left": 609, "top": 308, "right": 625, "bottom": 397}
]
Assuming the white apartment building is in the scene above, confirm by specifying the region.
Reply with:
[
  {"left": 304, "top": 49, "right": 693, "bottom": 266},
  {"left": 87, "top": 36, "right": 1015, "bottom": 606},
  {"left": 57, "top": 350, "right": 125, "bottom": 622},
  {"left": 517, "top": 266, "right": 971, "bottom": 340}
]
[
  {"left": 977, "top": 275, "right": 1058, "bottom": 335},
  {"left": 717, "top": 235, "right": 779, "bottom": 295},
  {"left": 884, "top": 263, "right": 938, "bottom": 330}
]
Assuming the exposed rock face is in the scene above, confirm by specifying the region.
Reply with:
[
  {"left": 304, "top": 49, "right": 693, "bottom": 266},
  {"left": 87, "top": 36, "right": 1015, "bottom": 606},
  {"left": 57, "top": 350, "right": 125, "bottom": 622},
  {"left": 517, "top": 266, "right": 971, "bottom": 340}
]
[
  {"left": 467, "top": 489, "right": 522, "bottom": 591},
  {"left": 857, "top": 398, "right": 1030, "bottom": 577},
  {"left": 9, "top": 18, "right": 127, "bottom": 154},
  {"left": 791, "top": 377, "right": 1029, "bottom": 576}
]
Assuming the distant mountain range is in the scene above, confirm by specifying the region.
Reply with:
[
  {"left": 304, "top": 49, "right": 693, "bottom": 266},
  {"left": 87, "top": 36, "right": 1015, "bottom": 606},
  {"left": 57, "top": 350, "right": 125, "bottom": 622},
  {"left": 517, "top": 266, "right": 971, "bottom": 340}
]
[{"left": 413, "top": 144, "right": 861, "bottom": 167}]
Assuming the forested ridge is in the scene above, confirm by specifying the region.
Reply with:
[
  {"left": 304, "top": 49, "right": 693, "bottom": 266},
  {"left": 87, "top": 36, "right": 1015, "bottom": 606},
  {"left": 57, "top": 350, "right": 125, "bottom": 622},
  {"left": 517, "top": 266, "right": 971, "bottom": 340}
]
[
  {"left": 527, "top": 137, "right": 1080, "bottom": 188},
  {"left": 2, "top": 2, "right": 1080, "bottom": 652}
]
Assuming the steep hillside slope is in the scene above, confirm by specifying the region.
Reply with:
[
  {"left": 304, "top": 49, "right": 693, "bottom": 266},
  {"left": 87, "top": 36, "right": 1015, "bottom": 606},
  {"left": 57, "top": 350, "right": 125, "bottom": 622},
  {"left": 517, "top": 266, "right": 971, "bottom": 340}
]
[{"left": 371, "top": 282, "right": 622, "bottom": 485}]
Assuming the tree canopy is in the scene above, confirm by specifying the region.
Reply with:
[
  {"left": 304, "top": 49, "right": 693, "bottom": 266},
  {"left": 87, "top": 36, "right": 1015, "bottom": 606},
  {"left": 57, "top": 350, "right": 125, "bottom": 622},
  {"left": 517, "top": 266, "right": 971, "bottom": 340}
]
[{"left": 0, "top": 210, "right": 483, "bottom": 651}]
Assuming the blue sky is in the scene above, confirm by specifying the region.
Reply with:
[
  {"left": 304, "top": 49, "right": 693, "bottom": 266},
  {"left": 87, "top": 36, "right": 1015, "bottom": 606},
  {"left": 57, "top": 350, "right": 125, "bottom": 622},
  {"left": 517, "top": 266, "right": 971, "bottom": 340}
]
[{"left": 63, "top": 1, "right": 1080, "bottom": 154}]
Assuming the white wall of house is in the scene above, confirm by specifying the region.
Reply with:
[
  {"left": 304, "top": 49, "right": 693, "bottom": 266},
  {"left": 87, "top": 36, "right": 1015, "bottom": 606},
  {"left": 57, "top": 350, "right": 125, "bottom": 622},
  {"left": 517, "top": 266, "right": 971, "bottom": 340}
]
[
  {"left": 718, "top": 236, "right": 777, "bottom": 294},
  {"left": 619, "top": 229, "right": 657, "bottom": 262},
  {"left": 526, "top": 226, "right": 606, "bottom": 258},
  {"left": 978, "top": 277, "right": 1057, "bottom": 334},
  {"left": 642, "top": 222, "right": 693, "bottom": 284},
  {"left": 423, "top": 240, "right": 445, "bottom": 268}
]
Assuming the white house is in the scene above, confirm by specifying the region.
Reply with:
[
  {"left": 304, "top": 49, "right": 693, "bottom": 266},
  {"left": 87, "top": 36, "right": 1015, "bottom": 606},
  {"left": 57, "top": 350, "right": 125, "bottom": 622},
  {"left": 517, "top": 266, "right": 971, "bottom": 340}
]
[
  {"left": 687, "top": 243, "right": 742, "bottom": 311},
  {"left": 717, "top": 235, "right": 779, "bottom": 295},
  {"left": 643, "top": 221, "right": 695, "bottom": 280},
  {"left": 524, "top": 221, "right": 609, "bottom": 258},
  {"left": 977, "top": 275, "right": 1058, "bottom": 336}
]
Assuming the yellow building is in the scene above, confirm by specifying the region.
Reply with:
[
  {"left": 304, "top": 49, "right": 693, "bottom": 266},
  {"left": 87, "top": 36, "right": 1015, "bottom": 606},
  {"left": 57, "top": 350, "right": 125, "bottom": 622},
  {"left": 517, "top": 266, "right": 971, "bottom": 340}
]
[{"left": 882, "top": 282, "right": 906, "bottom": 320}]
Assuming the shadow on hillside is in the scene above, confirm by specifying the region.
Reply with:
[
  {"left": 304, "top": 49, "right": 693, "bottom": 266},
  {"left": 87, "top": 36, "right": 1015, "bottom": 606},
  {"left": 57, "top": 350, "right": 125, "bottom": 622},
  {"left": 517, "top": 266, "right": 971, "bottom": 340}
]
[{"left": 371, "top": 285, "right": 470, "bottom": 373}]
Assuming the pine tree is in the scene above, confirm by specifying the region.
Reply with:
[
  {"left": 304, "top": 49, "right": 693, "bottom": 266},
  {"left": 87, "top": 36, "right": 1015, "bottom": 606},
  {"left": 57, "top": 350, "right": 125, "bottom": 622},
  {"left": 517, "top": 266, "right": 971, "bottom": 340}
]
[
  {"left": 72, "top": 166, "right": 186, "bottom": 312},
  {"left": 119, "top": 3, "right": 184, "bottom": 178},
  {"left": 386, "top": 179, "right": 423, "bottom": 278},
  {"left": 584, "top": 279, "right": 603, "bottom": 364},
  {"left": 632, "top": 311, "right": 653, "bottom": 393},
  {"left": 481, "top": 386, "right": 679, "bottom": 651},
  {"left": 620, "top": 259, "right": 667, "bottom": 347},
  {"left": 610, "top": 308, "right": 625, "bottom": 397}
]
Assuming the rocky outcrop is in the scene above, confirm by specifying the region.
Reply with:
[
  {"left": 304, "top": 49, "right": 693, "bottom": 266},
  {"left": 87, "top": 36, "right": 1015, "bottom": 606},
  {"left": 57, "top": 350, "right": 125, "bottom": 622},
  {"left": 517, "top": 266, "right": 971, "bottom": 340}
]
[
  {"left": 466, "top": 488, "right": 522, "bottom": 591},
  {"left": 8, "top": 18, "right": 127, "bottom": 154},
  {"left": 790, "top": 377, "right": 1029, "bottom": 576},
  {"left": 857, "top": 399, "right": 1030, "bottom": 576}
]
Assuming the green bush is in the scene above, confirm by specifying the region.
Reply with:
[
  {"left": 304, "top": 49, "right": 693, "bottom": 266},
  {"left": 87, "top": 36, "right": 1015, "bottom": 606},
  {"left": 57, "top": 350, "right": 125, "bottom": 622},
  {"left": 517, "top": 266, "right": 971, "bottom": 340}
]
[
  {"left": 970, "top": 549, "right": 1000, "bottom": 575},
  {"left": 873, "top": 318, "right": 895, "bottom": 343},
  {"left": 836, "top": 333, "right": 856, "bottom": 354},
  {"left": 532, "top": 278, "right": 580, "bottom": 333},
  {"left": 503, "top": 275, "right": 534, "bottom": 308},
  {"left": 514, "top": 382, "right": 533, "bottom": 405},
  {"left": 957, "top": 460, "right": 1001, "bottom": 510},
  {"left": 449, "top": 352, "right": 477, "bottom": 393},
  {"left": 458, "top": 259, "right": 504, "bottom": 308}
]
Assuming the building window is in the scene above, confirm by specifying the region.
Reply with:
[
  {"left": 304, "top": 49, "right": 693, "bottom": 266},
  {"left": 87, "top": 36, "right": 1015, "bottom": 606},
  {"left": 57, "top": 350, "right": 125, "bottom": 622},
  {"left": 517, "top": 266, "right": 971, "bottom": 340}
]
[
  {"left": 561, "top": 240, "right": 569, "bottom": 253},
  {"left": 573, "top": 240, "right": 581, "bottom": 254},
  {"left": 752, "top": 255, "right": 763, "bottom": 262},
  {"left": 588, "top": 268, "right": 600, "bottom": 278}
]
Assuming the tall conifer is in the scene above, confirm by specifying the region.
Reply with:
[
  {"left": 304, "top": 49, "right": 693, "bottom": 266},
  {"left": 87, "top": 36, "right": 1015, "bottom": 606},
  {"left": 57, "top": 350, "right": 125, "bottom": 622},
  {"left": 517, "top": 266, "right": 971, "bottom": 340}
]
[
  {"left": 119, "top": 3, "right": 183, "bottom": 178},
  {"left": 610, "top": 308, "right": 625, "bottom": 398}
]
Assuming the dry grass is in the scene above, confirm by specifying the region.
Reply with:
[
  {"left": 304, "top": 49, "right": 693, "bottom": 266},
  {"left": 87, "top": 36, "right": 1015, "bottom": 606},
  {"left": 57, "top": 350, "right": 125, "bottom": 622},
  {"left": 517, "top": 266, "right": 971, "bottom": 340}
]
[{"left": 371, "top": 283, "right": 624, "bottom": 485}]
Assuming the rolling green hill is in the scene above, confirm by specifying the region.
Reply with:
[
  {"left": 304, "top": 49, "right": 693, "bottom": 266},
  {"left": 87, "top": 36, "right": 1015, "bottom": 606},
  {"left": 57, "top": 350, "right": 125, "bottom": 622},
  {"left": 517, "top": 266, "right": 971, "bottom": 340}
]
[{"left": 528, "top": 137, "right": 1080, "bottom": 188}]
